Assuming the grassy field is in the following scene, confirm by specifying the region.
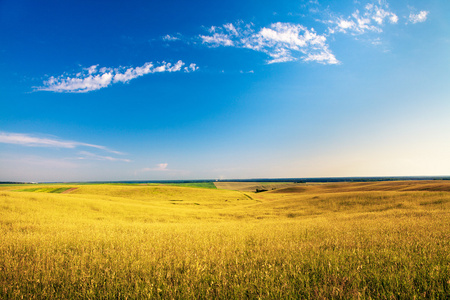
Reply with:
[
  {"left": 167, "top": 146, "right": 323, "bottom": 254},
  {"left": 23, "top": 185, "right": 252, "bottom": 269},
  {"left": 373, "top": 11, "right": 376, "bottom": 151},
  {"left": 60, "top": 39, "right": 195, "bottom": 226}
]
[
  {"left": 162, "top": 182, "right": 217, "bottom": 189},
  {"left": 213, "top": 181, "right": 299, "bottom": 192},
  {"left": 1, "top": 181, "right": 449, "bottom": 299}
]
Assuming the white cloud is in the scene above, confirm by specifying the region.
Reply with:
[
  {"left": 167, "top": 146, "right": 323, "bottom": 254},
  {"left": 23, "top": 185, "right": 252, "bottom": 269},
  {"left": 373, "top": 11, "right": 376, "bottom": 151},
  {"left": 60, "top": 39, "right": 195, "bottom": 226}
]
[
  {"left": 0, "top": 131, "right": 124, "bottom": 156},
  {"left": 39, "top": 72, "right": 114, "bottom": 93},
  {"left": 0, "top": 155, "right": 80, "bottom": 170},
  {"left": 337, "top": 19, "right": 355, "bottom": 31},
  {"left": 0, "top": 132, "right": 81, "bottom": 148},
  {"left": 77, "top": 151, "right": 131, "bottom": 162},
  {"left": 389, "top": 14, "right": 399, "bottom": 24},
  {"left": 365, "top": 3, "right": 398, "bottom": 25},
  {"left": 140, "top": 163, "right": 169, "bottom": 172},
  {"left": 223, "top": 23, "right": 239, "bottom": 36},
  {"left": 371, "top": 37, "right": 382, "bottom": 45},
  {"left": 304, "top": 47, "right": 339, "bottom": 64},
  {"left": 200, "top": 21, "right": 339, "bottom": 65},
  {"left": 200, "top": 33, "right": 235, "bottom": 47},
  {"left": 86, "top": 65, "right": 99, "bottom": 75},
  {"left": 112, "top": 62, "right": 153, "bottom": 83},
  {"left": 409, "top": 11, "right": 429, "bottom": 24},
  {"left": 134, "top": 163, "right": 192, "bottom": 177},
  {"left": 156, "top": 163, "right": 168, "bottom": 170},
  {"left": 327, "top": 2, "right": 398, "bottom": 35},
  {"left": 162, "top": 34, "right": 180, "bottom": 41},
  {"left": 258, "top": 22, "right": 336, "bottom": 64},
  {"left": 184, "top": 63, "right": 199, "bottom": 73},
  {"left": 36, "top": 60, "right": 198, "bottom": 93}
]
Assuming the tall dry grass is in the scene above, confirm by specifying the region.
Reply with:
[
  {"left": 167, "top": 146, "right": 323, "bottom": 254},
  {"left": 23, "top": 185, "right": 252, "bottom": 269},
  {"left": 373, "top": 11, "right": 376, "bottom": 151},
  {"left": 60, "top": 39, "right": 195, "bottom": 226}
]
[{"left": 0, "top": 182, "right": 449, "bottom": 299}]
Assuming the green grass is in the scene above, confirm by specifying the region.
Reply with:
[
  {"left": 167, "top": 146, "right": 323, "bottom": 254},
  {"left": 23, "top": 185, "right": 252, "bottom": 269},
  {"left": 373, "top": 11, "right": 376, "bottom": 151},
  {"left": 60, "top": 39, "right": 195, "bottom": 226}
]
[
  {"left": 97, "top": 182, "right": 217, "bottom": 189},
  {"left": 0, "top": 181, "right": 449, "bottom": 299},
  {"left": 15, "top": 187, "right": 73, "bottom": 193},
  {"left": 163, "top": 182, "right": 217, "bottom": 189},
  {"left": 214, "top": 181, "right": 297, "bottom": 192}
]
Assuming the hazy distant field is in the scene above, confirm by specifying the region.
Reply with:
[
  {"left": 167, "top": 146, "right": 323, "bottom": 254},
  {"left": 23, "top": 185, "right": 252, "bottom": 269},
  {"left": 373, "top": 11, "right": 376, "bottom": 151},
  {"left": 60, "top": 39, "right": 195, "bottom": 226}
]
[
  {"left": 1, "top": 181, "right": 449, "bottom": 299},
  {"left": 213, "top": 181, "right": 298, "bottom": 192}
]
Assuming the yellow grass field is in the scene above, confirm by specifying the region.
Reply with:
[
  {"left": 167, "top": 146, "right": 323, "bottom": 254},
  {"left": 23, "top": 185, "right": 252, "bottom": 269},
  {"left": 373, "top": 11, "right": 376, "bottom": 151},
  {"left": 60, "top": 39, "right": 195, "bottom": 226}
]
[
  {"left": 213, "top": 181, "right": 299, "bottom": 192},
  {"left": 1, "top": 181, "right": 449, "bottom": 299}
]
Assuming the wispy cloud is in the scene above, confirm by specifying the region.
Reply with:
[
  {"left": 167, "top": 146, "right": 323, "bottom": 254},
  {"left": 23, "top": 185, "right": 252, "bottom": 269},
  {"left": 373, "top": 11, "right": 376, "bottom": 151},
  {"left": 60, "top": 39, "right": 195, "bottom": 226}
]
[
  {"left": 162, "top": 34, "right": 180, "bottom": 41},
  {"left": 77, "top": 151, "right": 131, "bottom": 162},
  {"left": 134, "top": 163, "right": 191, "bottom": 177},
  {"left": 184, "top": 63, "right": 199, "bottom": 73},
  {"left": 0, "top": 131, "right": 125, "bottom": 157},
  {"left": 408, "top": 11, "right": 429, "bottom": 24},
  {"left": 0, "top": 155, "right": 80, "bottom": 169},
  {"left": 200, "top": 21, "right": 338, "bottom": 65},
  {"left": 197, "top": 1, "right": 428, "bottom": 65},
  {"left": 140, "top": 163, "right": 169, "bottom": 172},
  {"left": 200, "top": 32, "right": 235, "bottom": 47},
  {"left": 325, "top": 2, "right": 398, "bottom": 35},
  {"left": 36, "top": 60, "right": 198, "bottom": 93}
]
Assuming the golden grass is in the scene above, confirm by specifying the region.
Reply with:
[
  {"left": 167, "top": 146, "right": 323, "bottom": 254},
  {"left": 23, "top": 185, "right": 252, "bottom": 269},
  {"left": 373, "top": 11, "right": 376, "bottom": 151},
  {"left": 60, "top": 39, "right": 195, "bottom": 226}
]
[
  {"left": 214, "top": 181, "right": 298, "bottom": 192},
  {"left": 1, "top": 181, "right": 449, "bottom": 299}
]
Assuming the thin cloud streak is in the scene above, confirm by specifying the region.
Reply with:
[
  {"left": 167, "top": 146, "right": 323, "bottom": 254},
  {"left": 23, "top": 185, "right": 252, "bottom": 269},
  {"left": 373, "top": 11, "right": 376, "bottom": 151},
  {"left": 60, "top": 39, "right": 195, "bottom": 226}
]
[
  {"left": 77, "top": 151, "right": 131, "bottom": 162},
  {"left": 140, "top": 163, "right": 169, "bottom": 172},
  {"left": 0, "top": 155, "right": 80, "bottom": 169},
  {"left": 36, "top": 60, "right": 198, "bottom": 93},
  {"left": 134, "top": 163, "right": 191, "bottom": 178},
  {"left": 0, "top": 132, "right": 124, "bottom": 155}
]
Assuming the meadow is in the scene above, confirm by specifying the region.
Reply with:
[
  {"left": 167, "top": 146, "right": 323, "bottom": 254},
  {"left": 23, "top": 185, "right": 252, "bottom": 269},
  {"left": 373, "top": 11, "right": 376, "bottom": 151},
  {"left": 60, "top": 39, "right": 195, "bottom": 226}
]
[{"left": 0, "top": 181, "right": 449, "bottom": 299}]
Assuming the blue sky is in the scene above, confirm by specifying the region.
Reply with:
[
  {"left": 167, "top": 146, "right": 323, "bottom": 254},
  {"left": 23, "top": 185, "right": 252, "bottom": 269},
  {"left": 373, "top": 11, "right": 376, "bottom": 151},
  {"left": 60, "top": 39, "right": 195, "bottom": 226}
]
[{"left": 1, "top": 0, "right": 449, "bottom": 182}]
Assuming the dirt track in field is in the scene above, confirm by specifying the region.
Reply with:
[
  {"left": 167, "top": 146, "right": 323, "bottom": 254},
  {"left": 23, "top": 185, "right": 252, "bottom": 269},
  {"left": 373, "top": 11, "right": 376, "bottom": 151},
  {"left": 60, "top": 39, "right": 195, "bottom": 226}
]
[{"left": 61, "top": 187, "right": 78, "bottom": 194}]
